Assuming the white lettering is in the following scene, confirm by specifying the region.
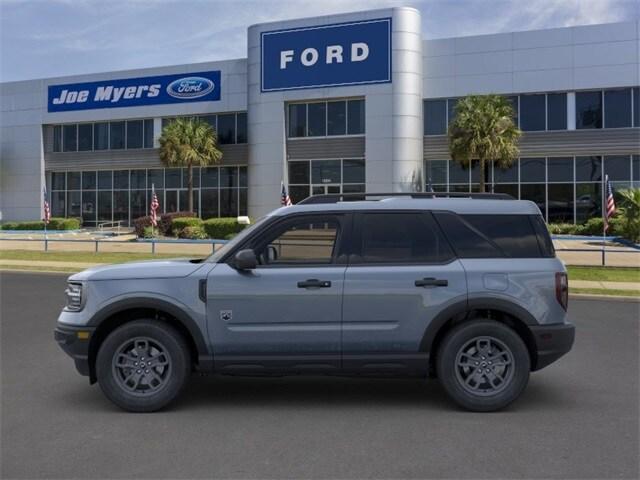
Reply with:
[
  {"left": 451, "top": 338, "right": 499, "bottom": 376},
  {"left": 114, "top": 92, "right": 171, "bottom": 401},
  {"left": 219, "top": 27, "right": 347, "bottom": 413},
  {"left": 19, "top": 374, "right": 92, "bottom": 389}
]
[
  {"left": 94, "top": 86, "right": 113, "bottom": 101},
  {"left": 148, "top": 84, "right": 160, "bottom": 97},
  {"left": 77, "top": 91, "right": 89, "bottom": 103},
  {"left": 326, "top": 45, "right": 343, "bottom": 64},
  {"left": 52, "top": 89, "right": 68, "bottom": 105},
  {"left": 111, "top": 87, "right": 125, "bottom": 103},
  {"left": 280, "top": 50, "right": 294, "bottom": 69},
  {"left": 301, "top": 47, "right": 319, "bottom": 66},
  {"left": 66, "top": 91, "right": 78, "bottom": 103},
  {"left": 123, "top": 86, "right": 137, "bottom": 99},
  {"left": 135, "top": 85, "right": 149, "bottom": 98},
  {"left": 351, "top": 42, "right": 369, "bottom": 62}
]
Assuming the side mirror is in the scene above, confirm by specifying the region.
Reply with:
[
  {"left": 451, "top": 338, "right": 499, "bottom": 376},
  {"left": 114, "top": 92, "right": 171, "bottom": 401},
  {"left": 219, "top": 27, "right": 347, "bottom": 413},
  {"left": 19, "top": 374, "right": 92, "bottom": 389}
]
[{"left": 233, "top": 249, "right": 257, "bottom": 270}]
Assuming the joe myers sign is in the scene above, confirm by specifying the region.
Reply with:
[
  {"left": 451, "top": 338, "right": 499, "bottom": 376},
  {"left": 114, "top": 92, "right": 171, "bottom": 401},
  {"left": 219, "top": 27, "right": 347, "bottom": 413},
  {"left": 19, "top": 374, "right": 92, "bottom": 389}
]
[{"left": 261, "top": 18, "right": 391, "bottom": 92}]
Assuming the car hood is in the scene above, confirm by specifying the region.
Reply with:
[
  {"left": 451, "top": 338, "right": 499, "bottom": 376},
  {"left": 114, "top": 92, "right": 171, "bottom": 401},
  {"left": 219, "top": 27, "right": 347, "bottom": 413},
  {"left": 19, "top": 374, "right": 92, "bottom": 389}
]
[{"left": 69, "top": 258, "right": 206, "bottom": 281}]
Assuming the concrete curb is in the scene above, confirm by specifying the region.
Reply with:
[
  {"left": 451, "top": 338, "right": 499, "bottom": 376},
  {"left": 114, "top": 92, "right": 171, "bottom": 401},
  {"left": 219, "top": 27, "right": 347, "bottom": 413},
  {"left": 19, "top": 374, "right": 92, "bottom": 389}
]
[{"left": 570, "top": 293, "right": 640, "bottom": 302}]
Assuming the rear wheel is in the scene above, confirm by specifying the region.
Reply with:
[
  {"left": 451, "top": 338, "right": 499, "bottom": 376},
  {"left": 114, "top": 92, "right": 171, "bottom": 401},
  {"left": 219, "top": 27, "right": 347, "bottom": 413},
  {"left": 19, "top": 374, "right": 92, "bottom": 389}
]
[
  {"left": 437, "top": 319, "right": 530, "bottom": 412},
  {"left": 96, "top": 320, "right": 191, "bottom": 412}
]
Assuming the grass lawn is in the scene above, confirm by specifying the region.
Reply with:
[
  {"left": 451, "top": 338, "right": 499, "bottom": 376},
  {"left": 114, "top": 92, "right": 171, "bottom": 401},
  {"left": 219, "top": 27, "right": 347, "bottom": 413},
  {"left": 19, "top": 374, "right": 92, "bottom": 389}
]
[
  {"left": 566, "top": 266, "right": 640, "bottom": 283},
  {"left": 570, "top": 287, "right": 640, "bottom": 298},
  {"left": 0, "top": 250, "right": 201, "bottom": 264}
]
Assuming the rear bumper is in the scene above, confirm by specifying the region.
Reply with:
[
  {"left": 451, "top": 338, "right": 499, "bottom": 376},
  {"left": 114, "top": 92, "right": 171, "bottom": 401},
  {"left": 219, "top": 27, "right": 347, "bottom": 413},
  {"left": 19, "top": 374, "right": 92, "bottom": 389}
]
[
  {"left": 54, "top": 324, "right": 95, "bottom": 377},
  {"left": 530, "top": 322, "right": 575, "bottom": 371}
]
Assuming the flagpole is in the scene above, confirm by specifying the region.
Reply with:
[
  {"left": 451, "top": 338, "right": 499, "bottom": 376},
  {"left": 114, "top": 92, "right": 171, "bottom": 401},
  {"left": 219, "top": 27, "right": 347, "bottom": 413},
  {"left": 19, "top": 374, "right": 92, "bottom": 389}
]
[
  {"left": 151, "top": 183, "right": 155, "bottom": 239},
  {"left": 602, "top": 175, "right": 606, "bottom": 266}
]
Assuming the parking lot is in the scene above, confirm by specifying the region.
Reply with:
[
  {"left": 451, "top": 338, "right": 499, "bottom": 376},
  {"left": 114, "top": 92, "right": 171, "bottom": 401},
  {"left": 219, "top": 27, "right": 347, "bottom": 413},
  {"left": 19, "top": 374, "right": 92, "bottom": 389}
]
[{"left": 1, "top": 271, "right": 638, "bottom": 479}]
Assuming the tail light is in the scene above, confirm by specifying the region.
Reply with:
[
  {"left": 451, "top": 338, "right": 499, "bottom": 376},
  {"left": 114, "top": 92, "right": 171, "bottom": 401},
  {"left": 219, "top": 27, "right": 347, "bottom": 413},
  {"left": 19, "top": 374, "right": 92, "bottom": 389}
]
[{"left": 555, "top": 272, "right": 568, "bottom": 311}]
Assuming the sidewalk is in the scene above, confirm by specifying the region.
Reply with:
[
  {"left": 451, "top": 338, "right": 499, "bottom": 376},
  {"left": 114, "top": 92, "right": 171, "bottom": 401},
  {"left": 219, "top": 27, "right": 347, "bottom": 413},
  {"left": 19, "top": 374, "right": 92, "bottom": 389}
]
[{"left": 570, "top": 280, "right": 640, "bottom": 291}]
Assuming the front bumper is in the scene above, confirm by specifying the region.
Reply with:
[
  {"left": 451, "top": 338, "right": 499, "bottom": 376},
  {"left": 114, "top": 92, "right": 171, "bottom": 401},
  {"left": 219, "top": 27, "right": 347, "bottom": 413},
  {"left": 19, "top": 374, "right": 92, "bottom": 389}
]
[
  {"left": 54, "top": 324, "right": 95, "bottom": 377},
  {"left": 530, "top": 322, "right": 575, "bottom": 371}
]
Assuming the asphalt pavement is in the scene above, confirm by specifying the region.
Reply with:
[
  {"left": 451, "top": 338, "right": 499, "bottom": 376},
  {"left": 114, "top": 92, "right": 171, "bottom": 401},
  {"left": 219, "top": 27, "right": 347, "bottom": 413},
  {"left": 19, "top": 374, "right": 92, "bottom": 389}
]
[{"left": 1, "top": 271, "right": 638, "bottom": 479}]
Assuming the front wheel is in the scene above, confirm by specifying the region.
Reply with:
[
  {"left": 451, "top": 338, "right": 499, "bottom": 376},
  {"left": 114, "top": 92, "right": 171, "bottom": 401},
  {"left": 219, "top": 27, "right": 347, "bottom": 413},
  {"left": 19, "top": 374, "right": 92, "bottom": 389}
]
[
  {"left": 437, "top": 319, "right": 530, "bottom": 412},
  {"left": 96, "top": 320, "right": 191, "bottom": 412}
]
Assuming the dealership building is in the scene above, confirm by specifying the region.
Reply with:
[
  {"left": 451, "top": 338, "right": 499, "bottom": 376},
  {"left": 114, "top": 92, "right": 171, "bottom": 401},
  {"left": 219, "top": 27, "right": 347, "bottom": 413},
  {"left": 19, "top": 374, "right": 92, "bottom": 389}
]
[{"left": 1, "top": 7, "right": 638, "bottom": 225}]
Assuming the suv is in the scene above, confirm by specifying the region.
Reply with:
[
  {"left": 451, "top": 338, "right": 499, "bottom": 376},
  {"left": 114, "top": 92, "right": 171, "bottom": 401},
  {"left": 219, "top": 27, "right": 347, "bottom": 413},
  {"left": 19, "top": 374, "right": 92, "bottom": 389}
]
[{"left": 55, "top": 193, "right": 574, "bottom": 412}]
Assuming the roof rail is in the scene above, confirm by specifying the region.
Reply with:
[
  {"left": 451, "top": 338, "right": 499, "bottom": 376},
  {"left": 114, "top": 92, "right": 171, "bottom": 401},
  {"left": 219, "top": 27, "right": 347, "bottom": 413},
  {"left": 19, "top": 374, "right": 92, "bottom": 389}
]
[{"left": 297, "top": 191, "right": 514, "bottom": 205}]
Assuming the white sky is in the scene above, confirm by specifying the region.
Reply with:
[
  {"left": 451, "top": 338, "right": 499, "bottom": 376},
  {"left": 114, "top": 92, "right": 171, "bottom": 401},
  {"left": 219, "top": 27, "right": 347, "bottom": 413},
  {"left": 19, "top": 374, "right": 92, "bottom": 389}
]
[{"left": 1, "top": 0, "right": 638, "bottom": 82}]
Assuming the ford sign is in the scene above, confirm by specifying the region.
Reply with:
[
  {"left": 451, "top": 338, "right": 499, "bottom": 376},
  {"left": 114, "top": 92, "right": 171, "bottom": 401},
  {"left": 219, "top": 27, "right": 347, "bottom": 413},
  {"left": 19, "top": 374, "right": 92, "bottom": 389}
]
[
  {"left": 166, "top": 76, "right": 215, "bottom": 99},
  {"left": 48, "top": 71, "right": 221, "bottom": 112},
  {"left": 261, "top": 18, "right": 391, "bottom": 92}
]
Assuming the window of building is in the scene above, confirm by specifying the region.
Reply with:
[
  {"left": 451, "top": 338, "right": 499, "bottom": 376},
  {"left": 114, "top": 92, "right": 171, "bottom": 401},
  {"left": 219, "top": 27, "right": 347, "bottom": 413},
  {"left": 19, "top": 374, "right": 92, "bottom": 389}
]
[
  {"left": 634, "top": 155, "right": 640, "bottom": 182},
  {"left": 424, "top": 99, "right": 447, "bottom": 135},
  {"left": 448, "top": 160, "right": 469, "bottom": 184},
  {"left": 506, "top": 96, "right": 519, "bottom": 125},
  {"left": 312, "top": 160, "right": 341, "bottom": 184},
  {"left": 289, "top": 161, "right": 310, "bottom": 184},
  {"left": 143, "top": 119, "right": 154, "bottom": 148},
  {"left": 147, "top": 169, "right": 163, "bottom": 190},
  {"left": 51, "top": 172, "right": 65, "bottom": 191},
  {"left": 288, "top": 104, "right": 307, "bottom": 138},
  {"left": 520, "top": 158, "right": 546, "bottom": 182},
  {"left": 236, "top": 113, "right": 247, "bottom": 143},
  {"left": 447, "top": 98, "right": 458, "bottom": 126},
  {"left": 347, "top": 99, "right": 365, "bottom": 135},
  {"left": 130, "top": 169, "right": 147, "bottom": 189},
  {"left": 97, "top": 171, "right": 112, "bottom": 190},
  {"left": 63, "top": 124, "right": 77, "bottom": 152},
  {"left": 548, "top": 157, "right": 573, "bottom": 182},
  {"left": 343, "top": 159, "right": 365, "bottom": 184},
  {"left": 114, "top": 170, "right": 129, "bottom": 190},
  {"left": 520, "top": 94, "right": 546, "bottom": 131},
  {"left": 109, "top": 121, "right": 125, "bottom": 149},
  {"left": 548, "top": 184, "right": 574, "bottom": 223},
  {"left": 604, "top": 155, "right": 631, "bottom": 181},
  {"left": 77, "top": 124, "right": 93, "bottom": 151},
  {"left": 633, "top": 87, "right": 639, "bottom": 127},
  {"left": 576, "top": 156, "right": 602, "bottom": 182},
  {"left": 306, "top": 102, "right": 326, "bottom": 137},
  {"left": 357, "top": 213, "right": 453, "bottom": 264},
  {"left": 494, "top": 161, "right": 518, "bottom": 183},
  {"left": 126, "top": 120, "right": 143, "bottom": 149},
  {"left": 576, "top": 183, "right": 602, "bottom": 223},
  {"left": 94, "top": 123, "right": 109, "bottom": 150},
  {"left": 462, "top": 215, "right": 543, "bottom": 258},
  {"left": 604, "top": 88, "right": 632, "bottom": 128},
  {"left": 82, "top": 171, "right": 97, "bottom": 190},
  {"left": 425, "top": 159, "right": 448, "bottom": 185},
  {"left": 67, "top": 191, "right": 81, "bottom": 217},
  {"left": 547, "top": 93, "right": 567, "bottom": 130},
  {"left": 53, "top": 125, "right": 62, "bottom": 152},
  {"left": 328, "top": 101, "right": 346, "bottom": 135},
  {"left": 520, "top": 184, "right": 546, "bottom": 215},
  {"left": 576, "top": 91, "right": 602, "bottom": 129},
  {"left": 217, "top": 114, "right": 236, "bottom": 144},
  {"left": 67, "top": 172, "right": 81, "bottom": 190}
]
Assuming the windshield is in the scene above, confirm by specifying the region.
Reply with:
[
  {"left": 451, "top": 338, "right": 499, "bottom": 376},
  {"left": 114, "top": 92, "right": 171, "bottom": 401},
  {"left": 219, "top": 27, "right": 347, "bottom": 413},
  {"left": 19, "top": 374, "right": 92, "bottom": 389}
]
[{"left": 206, "top": 216, "right": 270, "bottom": 263}]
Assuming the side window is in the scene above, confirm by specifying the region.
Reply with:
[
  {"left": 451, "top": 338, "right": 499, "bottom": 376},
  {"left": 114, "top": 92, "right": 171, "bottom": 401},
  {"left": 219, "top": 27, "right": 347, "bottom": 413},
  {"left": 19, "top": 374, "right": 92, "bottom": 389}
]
[
  {"left": 461, "top": 215, "right": 543, "bottom": 258},
  {"left": 255, "top": 216, "right": 340, "bottom": 266},
  {"left": 433, "top": 212, "right": 502, "bottom": 258},
  {"left": 357, "top": 213, "right": 454, "bottom": 264}
]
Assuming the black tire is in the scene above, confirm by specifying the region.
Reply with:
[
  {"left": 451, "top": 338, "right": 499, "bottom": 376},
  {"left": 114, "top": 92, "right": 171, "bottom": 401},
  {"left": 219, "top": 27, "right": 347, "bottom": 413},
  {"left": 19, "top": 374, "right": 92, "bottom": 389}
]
[
  {"left": 436, "top": 319, "right": 530, "bottom": 412},
  {"left": 96, "top": 320, "right": 191, "bottom": 412}
]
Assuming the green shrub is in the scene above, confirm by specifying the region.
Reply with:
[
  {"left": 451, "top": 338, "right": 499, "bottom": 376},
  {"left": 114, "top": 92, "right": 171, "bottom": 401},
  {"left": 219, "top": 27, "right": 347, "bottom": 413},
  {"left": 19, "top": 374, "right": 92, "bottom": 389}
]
[
  {"left": 202, "top": 217, "right": 247, "bottom": 239},
  {"left": 133, "top": 216, "right": 153, "bottom": 237},
  {"left": 142, "top": 226, "right": 155, "bottom": 239},
  {"left": 48, "top": 217, "right": 81, "bottom": 230},
  {"left": 171, "top": 217, "right": 203, "bottom": 236},
  {"left": 0, "top": 222, "right": 19, "bottom": 230},
  {"left": 179, "top": 225, "right": 208, "bottom": 239},
  {"left": 11, "top": 221, "right": 45, "bottom": 230},
  {"left": 159, "top": 212, "right": 195, "bottom": 236},
  {"left": 547, "top": 223, "right": 578, "bottom": 235}
]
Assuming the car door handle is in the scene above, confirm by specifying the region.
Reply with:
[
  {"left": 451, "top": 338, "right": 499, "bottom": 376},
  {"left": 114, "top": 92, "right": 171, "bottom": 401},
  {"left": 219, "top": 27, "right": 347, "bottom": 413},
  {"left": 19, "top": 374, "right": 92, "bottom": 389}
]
[
  {"left": 415, "top": 278, "right": 448, "bottom": 287},
  {"left": 297, "top": 279, "right": 332, "bottom": 289}
]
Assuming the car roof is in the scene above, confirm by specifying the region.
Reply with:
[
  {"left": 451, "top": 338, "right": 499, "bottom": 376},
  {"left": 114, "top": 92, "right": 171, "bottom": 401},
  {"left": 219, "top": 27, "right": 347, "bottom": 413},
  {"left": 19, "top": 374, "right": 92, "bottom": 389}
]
[{"left": 270, "top": 197, "right": 542, "bottom": 216}]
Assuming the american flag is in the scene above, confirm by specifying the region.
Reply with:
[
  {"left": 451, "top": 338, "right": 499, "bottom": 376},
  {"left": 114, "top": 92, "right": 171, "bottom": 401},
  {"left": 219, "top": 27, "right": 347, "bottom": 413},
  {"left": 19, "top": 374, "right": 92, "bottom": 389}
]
[
  {"left": 281, "top": 181, "right": 292, "bottom": 206},
  {"left": 604, "top": 174, "right": 616, "bottom": 232},
  {"left": 150, "top": 185, "right": 160, "bottom": 227},
  {"left": 42, "top": 186, "right": 51, "bottom": 224}
]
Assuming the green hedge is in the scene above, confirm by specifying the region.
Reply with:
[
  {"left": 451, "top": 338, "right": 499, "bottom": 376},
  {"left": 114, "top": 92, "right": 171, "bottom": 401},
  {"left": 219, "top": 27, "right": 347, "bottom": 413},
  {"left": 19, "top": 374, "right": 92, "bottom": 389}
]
[
  {"left": 159, "top": 212, "right": 196, "bottom": 236},
  {"left": 203, "top": 217, "right": 247, "bottom": 239},
  {"left": 547, "top": 217, "right": 623, "bottom": 236},
  {"left": 171, "top": 217, "right": 203, "bottom": 236},
  {"left": 179, "top": 225, "right": 208, "bottom": 239},
  {"left": 0, "top": 217, "right": 80, "bottom": 230}
]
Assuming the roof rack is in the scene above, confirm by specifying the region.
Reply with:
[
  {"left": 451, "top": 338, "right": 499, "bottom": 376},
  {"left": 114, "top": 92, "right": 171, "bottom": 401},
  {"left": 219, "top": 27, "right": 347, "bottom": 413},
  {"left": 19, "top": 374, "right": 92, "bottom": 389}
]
[{"left": 297, "top": 192, "right": 514, "bottom": 205}]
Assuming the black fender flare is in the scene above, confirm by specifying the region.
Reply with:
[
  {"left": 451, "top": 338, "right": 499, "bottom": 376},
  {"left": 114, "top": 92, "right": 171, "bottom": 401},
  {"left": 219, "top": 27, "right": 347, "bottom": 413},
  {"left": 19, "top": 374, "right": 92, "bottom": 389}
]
[
  {"left": 87, "top": 297, "right": 213, "bottom": 371},
  {"left": 420, "top": 297, "right": 538, "bottom": 354}
]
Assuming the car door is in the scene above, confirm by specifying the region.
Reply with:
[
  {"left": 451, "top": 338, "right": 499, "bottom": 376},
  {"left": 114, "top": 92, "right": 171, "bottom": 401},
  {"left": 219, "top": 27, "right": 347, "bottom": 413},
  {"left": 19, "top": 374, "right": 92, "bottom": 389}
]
[
  {"left": 341, "top": 211, "right": 467, "bottom": 374},
  {"left": 206, "top": 213, "right": 349, "bottom": 373}
]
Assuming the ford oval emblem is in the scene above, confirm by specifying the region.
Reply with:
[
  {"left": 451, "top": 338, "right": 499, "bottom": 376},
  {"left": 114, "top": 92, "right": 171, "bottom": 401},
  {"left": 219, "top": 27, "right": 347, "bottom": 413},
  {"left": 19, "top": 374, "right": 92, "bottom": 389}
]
[{"left": 166, "top": 76, "right": 215, "bottom": 99}]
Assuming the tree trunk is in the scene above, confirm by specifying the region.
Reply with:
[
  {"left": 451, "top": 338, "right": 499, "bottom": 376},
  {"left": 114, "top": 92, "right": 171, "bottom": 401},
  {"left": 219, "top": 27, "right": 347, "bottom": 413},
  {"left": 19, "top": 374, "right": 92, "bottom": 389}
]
[
  {"left": 187, "top": 163, "right": 193, "bottom": 213},
  {"left": 479, "top": 158, "right": 486, "bottom": 193}
]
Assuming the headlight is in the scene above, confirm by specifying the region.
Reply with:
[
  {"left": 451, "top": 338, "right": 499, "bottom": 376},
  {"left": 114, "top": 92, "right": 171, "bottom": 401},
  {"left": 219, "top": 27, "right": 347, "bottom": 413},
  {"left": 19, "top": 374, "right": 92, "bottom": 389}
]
[{"left": 65, "top": 283, "right": 83, "bottom": 311}]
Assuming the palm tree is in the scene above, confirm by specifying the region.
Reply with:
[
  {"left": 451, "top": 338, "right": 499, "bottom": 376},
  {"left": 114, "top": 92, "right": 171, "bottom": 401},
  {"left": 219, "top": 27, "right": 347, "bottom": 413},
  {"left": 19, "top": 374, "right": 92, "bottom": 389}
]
[
  {"left": 448, "top": 95, "right": 521, "bottom": 192},
  {"left": 159, "top": 118, "right": 222, "bottom": 213},
  {"left": 616, "top": 188, "right": 640, "bottom": 242}
]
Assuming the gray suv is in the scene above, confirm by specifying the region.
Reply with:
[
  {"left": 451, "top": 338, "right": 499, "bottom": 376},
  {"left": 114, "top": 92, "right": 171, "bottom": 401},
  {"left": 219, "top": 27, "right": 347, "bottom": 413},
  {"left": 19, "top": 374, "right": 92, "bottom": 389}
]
[{"left": 55, "top": 193, "right": 575, "bottom": 412}]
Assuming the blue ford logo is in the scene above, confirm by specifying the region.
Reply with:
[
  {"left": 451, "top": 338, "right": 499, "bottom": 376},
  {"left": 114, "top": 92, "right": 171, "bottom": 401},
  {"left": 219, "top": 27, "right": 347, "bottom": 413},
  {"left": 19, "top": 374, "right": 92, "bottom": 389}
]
[{"left": 166, "top": 76, "right": 215, "bottom": 99}]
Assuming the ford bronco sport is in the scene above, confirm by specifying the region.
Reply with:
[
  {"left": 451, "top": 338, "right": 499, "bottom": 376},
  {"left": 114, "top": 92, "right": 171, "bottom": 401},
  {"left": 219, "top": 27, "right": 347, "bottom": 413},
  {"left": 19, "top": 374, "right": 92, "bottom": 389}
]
[{"left": 55, "top": 192, "right": 575, "bottom": 412}]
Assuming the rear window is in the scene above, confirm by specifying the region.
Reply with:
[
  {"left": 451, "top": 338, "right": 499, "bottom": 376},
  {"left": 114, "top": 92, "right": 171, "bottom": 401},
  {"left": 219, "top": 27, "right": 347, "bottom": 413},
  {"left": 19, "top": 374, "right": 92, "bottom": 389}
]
[{"left": 434, "top": 213, "right": 549, "bottom": 258}]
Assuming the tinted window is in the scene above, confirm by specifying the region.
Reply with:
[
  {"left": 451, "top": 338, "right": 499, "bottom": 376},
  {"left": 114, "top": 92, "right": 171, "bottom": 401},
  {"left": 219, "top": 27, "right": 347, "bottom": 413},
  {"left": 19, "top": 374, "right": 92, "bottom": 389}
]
[
  {"left": 634, "top": 87, "right": 639, "bottom": 127},
  {"left": 110, "top": 121, "right": 125, "bottom": 149},
  {"left": 530, "top": 215, "right": 555, "bottom": 257},
  {"left": 143, "top": 119, "right": 154, "bottom": 148},
  {"left": 327, "top": 101, "right": 346, "bottom": 135},
  {"left": 358, "top": 213, "right": 453, "bottom": 264},
  {"left": 424, "top": 99, "right": 447, "bottom": 135},
  {"left": 94, "top": 122, "right": 109, "bottom": 150},
  {"left": 347, "top": 99, "right": 365, "bottom": 135},
  {"left": 82, "top": 171, "right": 96, "bottom": 190},
  {"left": 126, "top": 120, "right": 143, "bottom": 149},
  {"left": 289, "top": 162, "right": 310, "bottom": 184},
  {"left": 201, "top": 167, "right": 218, "bottom": 188},
  {"left": 256, "top": 217, "right": 340, "bottom": 265},
  {"left": 114, "top": 170, "right": 129, "bottom": 189},
  {"left": 53, "top": 125, "right": 62, "bottom": 152},
  {"left": 220, "top": 167, "right": 238, "bottom": 188},
  {"left": 434, "top": 212, "right": 501, "bottom": 258},
  {"left": 447, "top": 98, "right": 458, "bottom": 126},
  {"left": 520, "top": 94, "right": 546, "bottom": 131},
  {"left": 63, "top": 124, "right": 77, "bottom": 152},
  {"left": 449, "top": 160, "right": 469, "bottom": 184},
  {"left": 67, "top": 171, "right": 80, "bottom": 190},
  {"left": 51, "top": 172, "right": 65, "bottom": 190},
  {"left": 98, "top": 171, "right": 112, "bottom": 190},
  {"left": 236, "top": 113, "right": 247, "bottom": 143},
  {"left": 312, "top": 160, "right": 341, "bottom": 184},
  {"left": 78, "top": 124, "right": 93, "bottom": 151},
  {"left": 548, "top": 157, "right": 573, "bottom": 182},
  {"left": 520, "top": 157, "right": 545, "bottom": 182},
  {"left": 462, "top": 215, "right": 543, "bottom": 258},
  {"left": 576, "top": 156, "right": 602, "bottom": 182},
  {"left": 147, "top": 169, "right": 163, "bottom": 189},
  {"left": 426, "top": 159, "right": 447, "bottom": 184},
  {"left": 576, "top": 91, "right": 602, "bottom": 129},
  {"left": 217, "top": 114, "right": 236, "bottom": 144},
  {"left": 548, "top": 183, "right": 574, "bottom": 223},
  {"left": 494, "top": 161, "right": 518, "bottom": 183},
  {"left": 307, "top": 103, "right": 326, "bottom": 137},
  {"left": 634, "top": 155, "right": 640, "bottom": 181},
  {"left": 547, "top": 93, "right": 567, "bottom": 130},
  {"left": 288, "top": 104, "right": 306, "bottom": 137},
  {"left": 343, "top": 159, "right": 365, "bottom": 183},
  {"left": 604, "top": 155, "right": 631, "bottom": 181},
  {"left": 604, "top": 88, "right": 631, "bottom": 128}
]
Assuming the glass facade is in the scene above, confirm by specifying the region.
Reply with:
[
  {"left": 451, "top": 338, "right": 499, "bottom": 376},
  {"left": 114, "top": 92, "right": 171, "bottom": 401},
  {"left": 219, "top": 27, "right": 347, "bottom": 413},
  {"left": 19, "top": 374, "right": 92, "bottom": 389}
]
[
  {"left": 53, "top": 119, "right": 154, "bottom": 152},
  {"left": 48, "top": 166, "right": 248, "bottom": 226},
  {"left": 288, "top": 99, "right": 365, "bottom": 138},
  {"left": 425, "top": 154, "right": 637, "bottom": 224},
  {"left": 287, "top": 159, "right": 365, "bottom": 203},
  {"left": 161, "top": 112, "right": 247, "bottom": 145}
]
